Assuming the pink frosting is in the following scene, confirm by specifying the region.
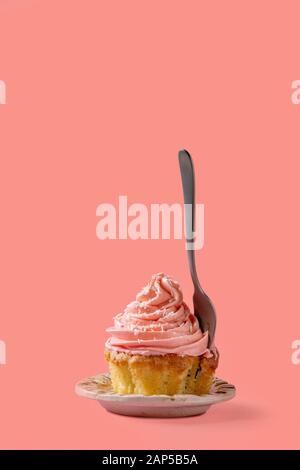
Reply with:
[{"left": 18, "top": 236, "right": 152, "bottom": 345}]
[{"left": 105, "top": 273, "right": 209, "bottom": 356}]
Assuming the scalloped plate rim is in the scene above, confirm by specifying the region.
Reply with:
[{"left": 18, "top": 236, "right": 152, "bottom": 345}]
[{"left": 75, "top": 373, "right": 236, "bottom": 407}]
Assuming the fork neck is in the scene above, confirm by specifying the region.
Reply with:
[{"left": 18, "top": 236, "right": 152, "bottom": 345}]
[{"left": 187, "top": 249, "right": 203, "bottom": 294}]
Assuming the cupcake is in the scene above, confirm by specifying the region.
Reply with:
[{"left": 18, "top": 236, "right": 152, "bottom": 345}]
[{"left": 105, "top": 273, "right": 218, "bottom": 395}]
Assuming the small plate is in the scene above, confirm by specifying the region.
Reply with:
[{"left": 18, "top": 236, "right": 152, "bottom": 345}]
[{"left": 75, "top": 373, "right": 236, "bottom": 418}]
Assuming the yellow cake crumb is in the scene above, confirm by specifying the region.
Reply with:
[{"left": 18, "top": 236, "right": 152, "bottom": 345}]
[{"left": 104, "top": 350, "right": 218, "bottom": 396}]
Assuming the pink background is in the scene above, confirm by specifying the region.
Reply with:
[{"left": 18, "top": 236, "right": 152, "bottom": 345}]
[{"left": 0, "top": 0, "right": 300, "bottom": 450}]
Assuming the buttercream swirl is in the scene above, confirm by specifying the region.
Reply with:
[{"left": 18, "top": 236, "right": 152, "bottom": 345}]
[{"left": 105, "top": 273, "right": 209, "bottom": 356}]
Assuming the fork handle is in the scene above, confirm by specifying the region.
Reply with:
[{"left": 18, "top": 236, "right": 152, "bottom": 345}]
[{"left": 178, "top": 149, "right": 203, "bottom": 292}]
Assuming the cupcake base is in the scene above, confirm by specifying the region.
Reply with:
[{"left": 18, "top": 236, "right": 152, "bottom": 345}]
[{"left": 104, "top": 350, "right": 218, "bottom": 396}]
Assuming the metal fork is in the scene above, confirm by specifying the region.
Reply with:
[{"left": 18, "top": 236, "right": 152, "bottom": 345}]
[{"left": 178, "top": 149, "right": 217, "bottom": 347}]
